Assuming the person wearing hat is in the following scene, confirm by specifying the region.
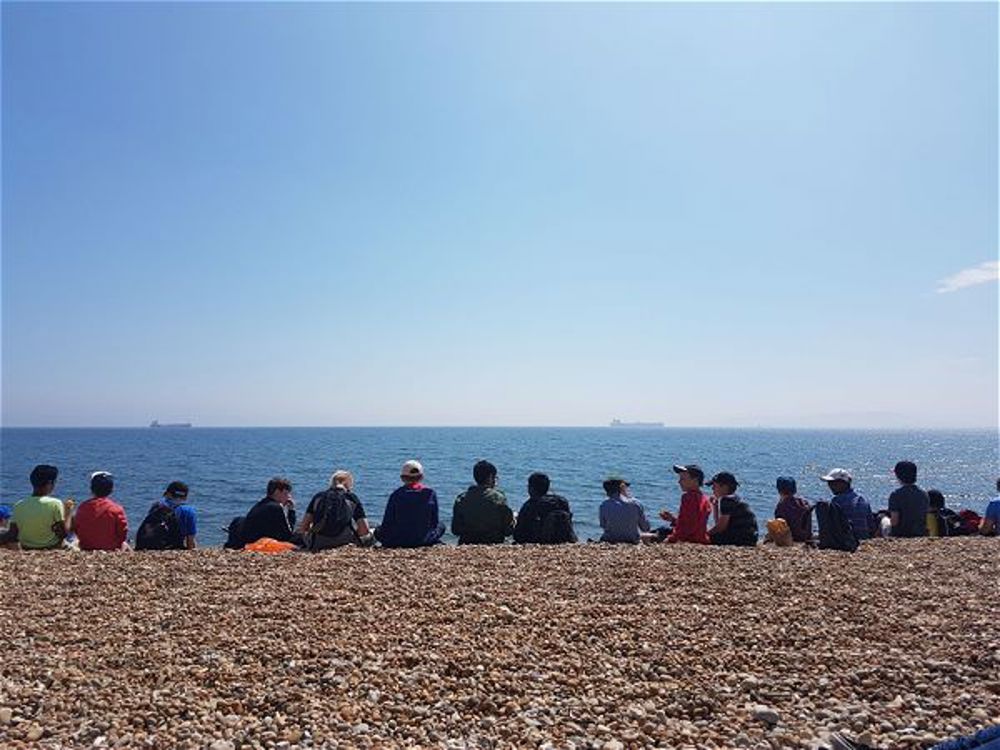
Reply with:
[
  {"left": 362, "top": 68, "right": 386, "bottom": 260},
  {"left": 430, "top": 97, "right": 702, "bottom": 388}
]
[
  {"left": 706, "top": 472, "right": 758, "bottom": 547},
  {"left": 374, "top": 460, "right": 445, "bottom": 548},
  {"left": 74, "top": 471, "right": 129, "bottom": 551},
  {"left": 659, "top": 464, "right": 712, "bottom": 544},
  {"left": 821, "top": 468, "right": 875, "bottom": 540},
  {"left": 773, "top": 477, "right": 812, "bottom": 543},
  {"left": 599, "top": 475, "right": 652, "bottom": 544},
  {"left": 1, "top": 464, "right": 70, "bottom": 550}
]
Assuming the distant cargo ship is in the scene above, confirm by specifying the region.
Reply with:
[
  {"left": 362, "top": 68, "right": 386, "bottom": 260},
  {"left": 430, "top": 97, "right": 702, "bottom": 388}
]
[
  {"left": 609, "top": 419, "right": 664, "bottom": 428},
  {"left": 149, "top": 420, "right": 192, "bottom": 428}
]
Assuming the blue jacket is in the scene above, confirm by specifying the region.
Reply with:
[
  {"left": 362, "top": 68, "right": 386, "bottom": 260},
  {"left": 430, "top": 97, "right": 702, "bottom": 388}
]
[{"left": 376, "top": 484, "right": 444, "bottom": 548}]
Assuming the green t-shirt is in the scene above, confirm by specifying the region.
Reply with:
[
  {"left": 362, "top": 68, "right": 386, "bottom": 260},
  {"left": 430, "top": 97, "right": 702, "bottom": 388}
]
[{"left": 12, "top": 495, "right": 64, "bottom": 549}]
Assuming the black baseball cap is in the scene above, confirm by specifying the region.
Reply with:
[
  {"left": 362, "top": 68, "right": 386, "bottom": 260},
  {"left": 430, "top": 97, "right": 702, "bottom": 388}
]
[
  {"left": 672, "top": 464, "right": 705, "bottom": 484},
  {"left": 707, "top": 472, "right": 739, "bottom": 491}
]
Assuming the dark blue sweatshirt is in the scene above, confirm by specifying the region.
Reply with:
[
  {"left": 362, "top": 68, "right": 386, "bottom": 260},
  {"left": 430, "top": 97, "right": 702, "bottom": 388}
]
[{"left": 375, "top": 484, "right": 444, "bottom": 548}]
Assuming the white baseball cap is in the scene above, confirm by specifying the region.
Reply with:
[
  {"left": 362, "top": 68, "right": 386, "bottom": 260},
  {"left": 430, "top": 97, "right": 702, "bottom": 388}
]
[
  {"left": 401, "top": 460, "right": 424, "bottom": 478},
  {"left": 820, "top": 468, "right": 852, "bottom": 482},
  {"left": 89, "top": 470, "right": 113, "bottom": 481}
]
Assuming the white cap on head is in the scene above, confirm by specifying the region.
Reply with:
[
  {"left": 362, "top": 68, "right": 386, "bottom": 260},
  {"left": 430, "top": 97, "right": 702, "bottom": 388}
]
[
  {"left": 90, "top": 471, "right": 113, "bottom": 481},
  {"left": 820, "top": 468, "right": 852, "bottom": 482},
  {"left": 400, "top": 460, "right": 424, "bottom": 478}
]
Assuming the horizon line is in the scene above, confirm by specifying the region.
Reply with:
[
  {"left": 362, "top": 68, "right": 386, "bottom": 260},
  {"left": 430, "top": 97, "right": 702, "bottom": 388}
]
[{"left": 1, "top": 424, "right": 997, "bottom": 432}]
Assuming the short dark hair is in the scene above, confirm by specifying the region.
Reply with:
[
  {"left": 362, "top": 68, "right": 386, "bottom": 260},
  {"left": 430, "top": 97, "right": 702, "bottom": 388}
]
[
  {"left": 473, "top": 460, "right": 497, "bottom": 486},
  {"left": 927, "top": 489, "right": 945, "bottom": 510},
  {"left": 528, "top": 472, "right": 550, "bottom": 497},
  {"left": 91, "top": 474, "right": 114, "bottom": 498},
  {"left": 603, "top": 478, "right": 626, "bottom": 496},
  {"left": 267, "top": 476, "right": 292, "bottom": 496},
  {"left": 164, "top": 481, "right": 189, "bottom": 499},
  {"left": 894, "top": 461, "right": 917, "bottom": 484},
  {"left": 29, "top": 464, "right": 58, "bottom": 490}
]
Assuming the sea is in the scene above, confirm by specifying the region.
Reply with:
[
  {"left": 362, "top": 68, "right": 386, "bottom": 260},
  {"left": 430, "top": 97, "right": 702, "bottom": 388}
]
[{"left": 1, "top": 427, "right": 997, "bottom": 546}]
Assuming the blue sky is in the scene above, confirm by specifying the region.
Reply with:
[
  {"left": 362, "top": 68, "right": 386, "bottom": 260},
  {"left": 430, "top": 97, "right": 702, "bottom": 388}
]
[{"left": 2, "top": 2, "right": 997, "bottom": 428}]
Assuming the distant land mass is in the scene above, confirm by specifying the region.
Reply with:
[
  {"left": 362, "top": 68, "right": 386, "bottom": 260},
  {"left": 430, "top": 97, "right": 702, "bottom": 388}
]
[
  {"left": 149, "top": 420, "right": 192, "bottom": 429},
  {"left": 609, "top": 419, "right": 664, "bottom": 428}
]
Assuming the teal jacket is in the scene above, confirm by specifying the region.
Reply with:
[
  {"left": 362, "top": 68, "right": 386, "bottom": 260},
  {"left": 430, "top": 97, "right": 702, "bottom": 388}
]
[{"left": 452, "top": 485, "right": 514, "bottom": 544}]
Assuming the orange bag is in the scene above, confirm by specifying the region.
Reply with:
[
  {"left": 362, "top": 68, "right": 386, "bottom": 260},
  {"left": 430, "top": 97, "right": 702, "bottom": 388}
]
[{"left": 243, "top": 537, "right": 297, "bottom": 554}]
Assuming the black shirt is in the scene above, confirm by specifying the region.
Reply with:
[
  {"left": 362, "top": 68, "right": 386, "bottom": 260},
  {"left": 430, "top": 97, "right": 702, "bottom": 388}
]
[
  {"left": 241, "top": 497, "right": 295, "bottom": 545},
  {"left": 513, "top": 493, "right": 575, "bottom": 544},
  {"left": 888, "top": 484, "right": 929, "bottom": 538},
  {"left": 710, "top": 494, "right": 758, "bottom": 547}
]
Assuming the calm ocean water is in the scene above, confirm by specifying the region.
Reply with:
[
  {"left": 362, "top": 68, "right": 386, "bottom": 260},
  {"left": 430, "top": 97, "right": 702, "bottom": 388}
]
[{"left": 1, "top": 427, "right": 997, "bottom": 546}]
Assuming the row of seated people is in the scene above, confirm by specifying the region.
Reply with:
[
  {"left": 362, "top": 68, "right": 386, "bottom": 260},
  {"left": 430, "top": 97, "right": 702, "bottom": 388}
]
[{"left": 2, "top": 461, "right": 998, "bottom": 552}]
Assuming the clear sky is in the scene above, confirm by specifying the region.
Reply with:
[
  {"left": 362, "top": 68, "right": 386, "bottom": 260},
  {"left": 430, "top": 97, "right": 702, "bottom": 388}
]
[{"left": 2, "top": 2, "right": 997, "bottom": 428}]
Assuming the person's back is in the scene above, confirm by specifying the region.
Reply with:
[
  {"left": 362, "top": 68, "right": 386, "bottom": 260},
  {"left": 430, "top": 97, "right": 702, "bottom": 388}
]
[
  {"left": 13, "top": 494, "right": 65, "bottom": 550},
  {"left": 376, "top": 461, "right": 444, "bottom": 549},
  {"left": 981, "top": 479, "right": 1000, "bottom": 536},
  {"left": 514, "top": 473, "right": 576, "bottom": 544},
  {"left": 8, "top": 464, "right": 66, "bottom": 551},
  {"left": 452, "top": 461, "right": 513, "bottom": 545},
  {"left": 241, "top": 477, "right": 297, "bottom": 546},
  {"left": 75, "top": 472, "right": 128, "bottom": 551},
  {"left": 599, "top": 477, "right": 648, "bottom": 544},
  {"left": 831, "top": 490, "right": 873, "bottom": 541},
  {"left": 774, "top": 478, "right": 812, "bottom": 543},
  {"left": 136, "top": 481, "right": 196, "bottom": 551},
  {"left": 888, "top": 461, "right": 929, "bottom": 538},
  {"left": 242, "top": 498, "right": 294, "bottom": 546}
]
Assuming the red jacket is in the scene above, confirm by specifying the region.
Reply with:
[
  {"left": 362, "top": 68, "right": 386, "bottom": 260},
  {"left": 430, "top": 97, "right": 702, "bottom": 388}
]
[{"left": 667, "top": 490, "right": 712, "bottom": 544}]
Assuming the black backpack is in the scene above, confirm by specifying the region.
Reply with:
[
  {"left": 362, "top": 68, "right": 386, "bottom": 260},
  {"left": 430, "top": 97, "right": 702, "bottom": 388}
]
[
  {"left": 815, "top": 500, "right": 859, "bottom": 552},
  {"left": 539, "top": 508, "right": 577, "bottom": 544},
  {"left": 135, "top": 504, "right": 184, "bottom": 551},
  {"left": 223, "top": 515, "right": 246, "bottom": 550},
  {"left": 310, "top": 488, "right": 355, "bottom": 539}
]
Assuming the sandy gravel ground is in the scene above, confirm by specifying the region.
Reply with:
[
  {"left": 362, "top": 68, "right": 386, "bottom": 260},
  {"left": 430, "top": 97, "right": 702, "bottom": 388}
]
[{"left": 1, "top": 538, "right": 998, "bottom": 750}]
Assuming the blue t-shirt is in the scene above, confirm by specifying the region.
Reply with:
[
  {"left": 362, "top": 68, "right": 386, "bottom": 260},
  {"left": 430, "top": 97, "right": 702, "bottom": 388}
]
[
  {"left": 159, "top": 498, "right": 197, "bottom": 538},
  {"left": 985, "top": 498, "right": 1000, "bottom": 525}
]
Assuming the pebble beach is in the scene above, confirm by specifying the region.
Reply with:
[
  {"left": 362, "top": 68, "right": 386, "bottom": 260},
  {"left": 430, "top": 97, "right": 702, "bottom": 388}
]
[{"left": 1, "top": 538, "right": 998, "bottom": 750}]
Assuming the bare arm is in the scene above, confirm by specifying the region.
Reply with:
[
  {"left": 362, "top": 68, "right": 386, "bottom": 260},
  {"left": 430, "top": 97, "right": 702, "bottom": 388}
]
[{"left": 184, "top": 535, "right": 196, "bottom": 550}]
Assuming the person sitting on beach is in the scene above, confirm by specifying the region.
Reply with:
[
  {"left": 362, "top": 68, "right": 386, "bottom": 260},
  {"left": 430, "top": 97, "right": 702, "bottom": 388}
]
[
  {"left": 658, "top": 464, "right": 711, "bottom": 544},
  {"left": 887, "top": 461, "right": 929, "bottom": 538},
  {"left": 980, "top": 479, "right": 1000, "bottom": 536},
  {"left": 298, "top": 470, "right": 371, "bottom": 550},
  {"left": 773, "top": 476, "right": 812, "bottom": 542},
  {"left": 74, "top": 471, "right": 128, "bottom": 551},
  {"left": 240, "top": 476, "right": 299, "bottom": 547},
  {"left": 599, "top": 475, "right": 653, "bottom": 544},
  {"left": 513, "top": 472, "right": 576, "bottom": 544},
  {"left": 925, "top": 489, "right": 963, "bottom": 537},
  {"left": 452, "top": 460, "right": 515, "bottom": 545},
  {"left": 820, "top": 468, "right": 876, "bottom": 540},
  {"left": 135, "top": 481, "right": 197, "bottom": 550},
  {"left": 706, "top": 472, "right": 759, "bottom": 547},
  {"left": 374, "top": 461, "right": 445, "bottom": 548},
  {"left": 0, "top": 464, "right": 70, "bottom": 550}
]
